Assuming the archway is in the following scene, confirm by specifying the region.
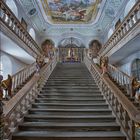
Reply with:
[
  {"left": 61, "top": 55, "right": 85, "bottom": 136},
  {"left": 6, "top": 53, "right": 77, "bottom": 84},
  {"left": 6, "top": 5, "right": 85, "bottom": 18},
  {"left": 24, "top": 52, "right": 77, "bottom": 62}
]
[{"left": 58, "top": 37, "right": 85, "bottom": 63}]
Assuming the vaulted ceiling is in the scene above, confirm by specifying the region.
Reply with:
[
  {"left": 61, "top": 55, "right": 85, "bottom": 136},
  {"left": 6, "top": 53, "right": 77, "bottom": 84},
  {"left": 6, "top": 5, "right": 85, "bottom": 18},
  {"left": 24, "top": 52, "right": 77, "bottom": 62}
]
[{"left": 16, "top": 0, "right": 127, "bottom": 46}]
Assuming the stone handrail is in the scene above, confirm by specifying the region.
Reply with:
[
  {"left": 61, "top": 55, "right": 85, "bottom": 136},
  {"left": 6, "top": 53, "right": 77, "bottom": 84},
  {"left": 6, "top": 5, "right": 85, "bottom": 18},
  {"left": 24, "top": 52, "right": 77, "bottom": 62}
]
[
  {"left": 84, "top": 56, "right": 140, "bottom": 140},
  {"left": 11, "top": 62, "right": 36, "bottom": 95},
  {"left": 2, "top": 56, "right": 57, "bottom": 140},
  {"left": 0, "top": 0, "right": 42, "bottom": 57},
  {"left": 99, "top": 1, "right": 140, "bottom": 57},
  {"left": 108, "top": 64, "right": 133, "bottom": 97}
]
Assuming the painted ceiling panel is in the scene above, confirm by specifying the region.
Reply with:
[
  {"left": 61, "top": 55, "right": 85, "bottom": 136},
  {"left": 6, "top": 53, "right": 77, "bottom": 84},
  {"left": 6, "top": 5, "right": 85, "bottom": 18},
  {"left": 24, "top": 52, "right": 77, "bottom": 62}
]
[{"left": 40, "top": 0, "right": 102, "bottom": 24}]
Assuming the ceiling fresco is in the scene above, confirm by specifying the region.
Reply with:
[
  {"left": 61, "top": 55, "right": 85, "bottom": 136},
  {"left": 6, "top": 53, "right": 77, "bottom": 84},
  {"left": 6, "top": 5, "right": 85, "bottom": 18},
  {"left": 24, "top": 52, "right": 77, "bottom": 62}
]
[{"left": 41, "top": 0, "right": 102, "bottom": 24}]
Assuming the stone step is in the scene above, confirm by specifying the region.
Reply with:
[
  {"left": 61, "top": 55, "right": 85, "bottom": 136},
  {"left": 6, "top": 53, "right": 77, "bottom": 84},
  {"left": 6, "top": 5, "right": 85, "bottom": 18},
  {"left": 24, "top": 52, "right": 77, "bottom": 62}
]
[
  {"left": 12, "top": 131, "right": 126, "bottom": 140},
  {"left": 24, "top": 115, "right": 116, "bottom": 123},
  {"left": 32, "top": 103, "right": 109, "bottom": 109},
  {"left": 28, "top": 109, "right": 112, "bottom": 116},
  {"left": 40, "top": 90, "right": 101, "bottom": 94},
  {"left": 38, "top": 94, "right": 103, "bottom": 99},
  {"left": 35, "top": 99, "right": 106, "bottom": 104},
  {"left": 18, "top": 122, "right": 120, "bottom": 131},
  {"left": 36, "top": 97, "right": 104, "bottom": 101}
]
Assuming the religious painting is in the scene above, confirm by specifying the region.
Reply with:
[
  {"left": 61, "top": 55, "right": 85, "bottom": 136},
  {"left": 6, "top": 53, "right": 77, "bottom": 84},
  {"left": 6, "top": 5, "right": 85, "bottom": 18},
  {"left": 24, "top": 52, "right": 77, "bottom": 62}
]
[{"left": 41, "top": 0, "right": 102, "bottom": 24}]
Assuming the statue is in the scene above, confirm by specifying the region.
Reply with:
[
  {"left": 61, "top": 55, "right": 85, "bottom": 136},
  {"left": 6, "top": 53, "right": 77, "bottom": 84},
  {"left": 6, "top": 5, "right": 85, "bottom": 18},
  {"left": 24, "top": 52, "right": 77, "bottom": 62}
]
[
  {"left": 131, "top": 77, "right": 140, "bottom": 100},
  {"left": 100, "top": 56, "right": 109, "bottom": 75},
  {"left": 1, "top": 74, "right": 12, "bottom": 99}
]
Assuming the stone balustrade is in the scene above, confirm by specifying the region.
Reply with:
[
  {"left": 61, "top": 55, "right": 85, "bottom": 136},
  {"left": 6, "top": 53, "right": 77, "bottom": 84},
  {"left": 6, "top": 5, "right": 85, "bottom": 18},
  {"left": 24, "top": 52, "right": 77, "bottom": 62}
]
[
  {"left": 84, "top": 56, "right": 140, "bottom": 140},
  {"left": 0, "top": 0, "right": 42, "bottom": 57},
  {"left": 99, "top": 1, "right": 140, "bottom": 57},
  {"left": 11, "top": 63, "right": 36, "bottom": 95},
  {"left": 2, "top": 56, "right": 57, "bottom": 140}
]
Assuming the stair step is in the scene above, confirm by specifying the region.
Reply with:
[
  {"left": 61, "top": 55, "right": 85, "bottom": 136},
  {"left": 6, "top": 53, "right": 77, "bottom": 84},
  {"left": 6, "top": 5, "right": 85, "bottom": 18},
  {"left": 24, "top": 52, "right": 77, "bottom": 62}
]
[
  {"left": 40, "top": 90, "right": 101, "bottom": 94},
  {"left": 32, "top": 103, "right": 109, "bottom": 109},
  {"left": 28, "top": 109, "right": 112, "bottom": 115},
  {"left": 38, "top": 95, "right": 103, "bottom": 99},
  {"left": 36, "top": 97, "right": 104, "bottom": 101},
  {"left": 13, "top": 131, "right": 125, "bottom": 140},
  {"left": 19, "top": 122, "right": 120, "bottom": 131},
  {"left": 24, "top": 115, "right": 116, "bottom": 123},
  {"left": 38, "top": 93, "right": 103, "bottom": 97}
]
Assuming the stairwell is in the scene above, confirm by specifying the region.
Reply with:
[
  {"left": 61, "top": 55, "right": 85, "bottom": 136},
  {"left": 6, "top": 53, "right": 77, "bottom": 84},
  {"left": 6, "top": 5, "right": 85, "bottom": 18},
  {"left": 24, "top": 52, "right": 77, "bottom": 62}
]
[{"left": 12, "top": 63, "right": 126, "bottom": 140}]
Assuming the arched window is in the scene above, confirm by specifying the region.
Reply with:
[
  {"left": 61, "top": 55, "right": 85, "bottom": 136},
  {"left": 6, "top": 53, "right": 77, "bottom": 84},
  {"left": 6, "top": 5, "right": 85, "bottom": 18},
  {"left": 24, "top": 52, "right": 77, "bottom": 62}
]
[
  {"left": 6, "top": 0, "right": 18, "bottom": 18},
  {"left": 131, "top": 59, "right": 140, "bottom": 81},
  {"left": 29, "top": 28, "right": 36, "bottom": 40}
]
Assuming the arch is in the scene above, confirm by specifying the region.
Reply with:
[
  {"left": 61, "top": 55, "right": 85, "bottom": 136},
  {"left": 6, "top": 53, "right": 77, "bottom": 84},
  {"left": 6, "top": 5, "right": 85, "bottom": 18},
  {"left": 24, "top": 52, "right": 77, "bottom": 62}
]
[
  {"left": 1, "top": 55, "right": 12, "bottom": 79},
  {"left": 58, "top": 37, "right": 84, "bottom": 48},
  {"left": 108, "top": 28, "right": 114, "bottom": 39},
  {"left": 131, "top": 58, "right": 140, "bottom": 81},
  {"left": 124, "top": 0, "right": 136, "bottom": 18},
  {"left": 29, "top": 28, "right": 36, "bottom": 40},
  {"left": 6, "top": 0, "right": 18, "bottom": 18}
]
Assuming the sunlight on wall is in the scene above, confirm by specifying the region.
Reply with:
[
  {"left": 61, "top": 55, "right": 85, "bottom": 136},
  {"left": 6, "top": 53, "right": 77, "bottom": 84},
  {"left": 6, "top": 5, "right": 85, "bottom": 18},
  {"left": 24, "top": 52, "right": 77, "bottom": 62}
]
[
  {"left": 29, "top": 28, "right": 36, "bottom": 41},
  {"left": 6, "top": 0, "right": 18, "bottom": 18},
  {"left": 1, "top": 55, "right": 12, "bottom": 79},
  {"left": 124, "top": 0, "right": 136, "bottom": 17},
  {"left": 108, "top": 28, "right": 114, "bottom": 39}
]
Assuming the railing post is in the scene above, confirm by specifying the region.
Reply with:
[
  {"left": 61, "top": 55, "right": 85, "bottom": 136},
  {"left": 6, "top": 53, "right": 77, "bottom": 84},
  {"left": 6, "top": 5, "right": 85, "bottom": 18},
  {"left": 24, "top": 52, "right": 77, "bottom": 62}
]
[{"left": 0, "top": 100, "right": 4, "bottom": 140}]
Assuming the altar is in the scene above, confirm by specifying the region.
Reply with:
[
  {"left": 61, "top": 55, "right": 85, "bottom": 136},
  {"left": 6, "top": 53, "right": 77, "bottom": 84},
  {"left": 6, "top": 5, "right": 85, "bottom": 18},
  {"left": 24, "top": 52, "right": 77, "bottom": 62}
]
[{"left": 59, "top": 46, "right": 84, "bottom": 63}]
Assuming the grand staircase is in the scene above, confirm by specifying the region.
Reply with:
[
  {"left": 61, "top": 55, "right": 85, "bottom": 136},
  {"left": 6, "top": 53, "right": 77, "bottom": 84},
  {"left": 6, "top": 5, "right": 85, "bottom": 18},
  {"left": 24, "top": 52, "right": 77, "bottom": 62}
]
[{"left": 12, "top": 63, "right": 126, "bottom": 140}]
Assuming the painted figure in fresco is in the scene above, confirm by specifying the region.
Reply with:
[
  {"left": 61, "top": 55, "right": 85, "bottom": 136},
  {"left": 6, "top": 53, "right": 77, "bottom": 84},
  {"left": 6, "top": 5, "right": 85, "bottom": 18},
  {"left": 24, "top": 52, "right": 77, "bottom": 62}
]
[
  {"left": 100, "top": 56, "right": 109, "bottom": 75},
  {"left": 1, "top": 74, "right": 12, "bottom": 99},
  {"left": 0, "top": 75, "right": 3, "bottom": 100},
  {"left": 131, "top": 77, "right": 140, "bottom": 100}
]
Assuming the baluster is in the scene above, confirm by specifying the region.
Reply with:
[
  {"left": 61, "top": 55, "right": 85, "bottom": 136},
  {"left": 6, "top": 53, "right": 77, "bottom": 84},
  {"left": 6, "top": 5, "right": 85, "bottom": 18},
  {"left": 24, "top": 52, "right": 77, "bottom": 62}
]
[
  {"left": 2, "top": 8, "right": 7, "bottom": 22},
  {"left": 123, "top": 23, "right": 127, "bottom": 34},
  {"left": 129, "top": 120, "right": 135, "bottom": 140},
  {"left": 123, "top": 110, "right": 130, "bottom": 132},
  {"left": 118, "top": 104, "right": 124, "bottom": 121},
  {"left": 126, "top": 19, "right": 131, "bottom": 31}
]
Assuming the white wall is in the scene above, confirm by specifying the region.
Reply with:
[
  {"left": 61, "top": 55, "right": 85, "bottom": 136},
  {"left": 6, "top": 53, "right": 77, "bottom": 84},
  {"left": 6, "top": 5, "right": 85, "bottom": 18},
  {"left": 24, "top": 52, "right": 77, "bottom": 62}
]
[
  {"left": 116, "top": 51, "right": 140, "bottom": 76},
  {"left": 0, "top": 51, "right": 27, "bottom": 79}
]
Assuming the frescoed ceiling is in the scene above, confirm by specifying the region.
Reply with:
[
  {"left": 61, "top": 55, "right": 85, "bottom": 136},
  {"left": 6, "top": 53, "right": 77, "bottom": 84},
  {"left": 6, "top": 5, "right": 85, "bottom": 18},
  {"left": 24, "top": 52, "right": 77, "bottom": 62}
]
[
  {"left": 40, "top": 0, "right": 102, "bottom": 24},
  {"left": 16, "top": 0, "right": 127, "bottom": 46}
]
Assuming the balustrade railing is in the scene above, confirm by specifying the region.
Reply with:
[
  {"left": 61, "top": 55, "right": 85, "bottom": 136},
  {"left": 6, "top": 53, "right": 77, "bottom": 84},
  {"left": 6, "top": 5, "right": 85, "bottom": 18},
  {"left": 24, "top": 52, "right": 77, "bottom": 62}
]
[
  {"left": 0, "top": 0, "right": 42, "bottom": 57},
  {"left": 11, "top": 63, "right": 36, "bottom": 94},
  {"left": 99, "top": 1, "right": 140, "bottom": 57},
  {"left": 2, "top": 56, "right": 57, "bottom": 140},
  {"left": 84, "top": 56, "right": 140, "bottom": 140},
  {"left": 108, "top": 64, "right": 132, "bottom": 97}
]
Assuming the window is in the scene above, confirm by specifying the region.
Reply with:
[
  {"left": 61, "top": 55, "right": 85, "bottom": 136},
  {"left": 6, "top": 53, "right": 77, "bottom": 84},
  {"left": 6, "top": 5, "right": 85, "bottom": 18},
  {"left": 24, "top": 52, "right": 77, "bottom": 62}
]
[{"left": 131, "top": 59, "right": 140, "bottom": 81}]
